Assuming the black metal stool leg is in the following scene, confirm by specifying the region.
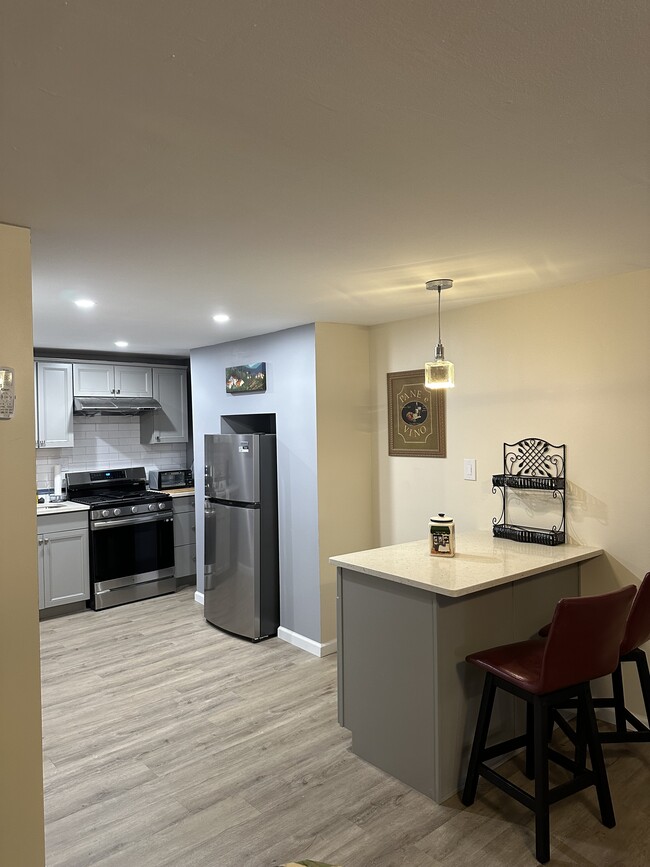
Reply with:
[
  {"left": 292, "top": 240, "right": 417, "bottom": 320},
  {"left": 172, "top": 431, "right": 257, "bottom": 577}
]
[
  {"left": 574, "top": 700, "right": 587, "bottom": 775},
  {"left": 532, "top": 696, "right": 551, "bottom": 864},
  {"left": 533, "top": 696, "right": 551, "bottom": 864},
  {"left": 635, "top": 650, "right": 650, "bottom": 725},
  {"left": 525, "top": 700, "right": 535, "bottom": 779},
  {"left": 462, "top": 673, "right": 496, "bottom": 806},
  {"left": 581, "top": 683, "right": 615, "bottom": 828},
  {"left": 611, "top": 663, "right": 627, "bottom": 735}
]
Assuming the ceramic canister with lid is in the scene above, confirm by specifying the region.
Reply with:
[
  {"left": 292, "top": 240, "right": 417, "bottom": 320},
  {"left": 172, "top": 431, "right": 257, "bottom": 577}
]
[{"left": 429, "top": 513, "right": 455, "bottom": 557}]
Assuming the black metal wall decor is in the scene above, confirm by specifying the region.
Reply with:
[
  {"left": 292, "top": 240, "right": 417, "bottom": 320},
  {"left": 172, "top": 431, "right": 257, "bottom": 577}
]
[{"left": 492, "top": 438, "right": 566, "bottom": 545}]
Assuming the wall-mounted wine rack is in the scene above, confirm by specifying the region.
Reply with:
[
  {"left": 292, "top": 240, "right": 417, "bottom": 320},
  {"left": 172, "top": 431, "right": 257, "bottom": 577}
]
[{"left": 492, "top": 437, "right": 566, "bottom": 546}]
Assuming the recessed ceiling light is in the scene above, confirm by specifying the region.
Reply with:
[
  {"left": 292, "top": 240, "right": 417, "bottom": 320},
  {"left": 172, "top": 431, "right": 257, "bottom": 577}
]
[
  {"left": 114, "top": 341, "right": 129, "bottom": 348},
  {"left": 213, "top": 313, "right": 230, "bottom": 323},
  {"left": 74, "top": 299, "right": 95, "bottom": 309}
]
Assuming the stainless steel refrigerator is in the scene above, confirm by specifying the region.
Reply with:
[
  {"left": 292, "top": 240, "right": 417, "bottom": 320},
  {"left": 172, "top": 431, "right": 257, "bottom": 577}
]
[{"left": 203, "top": 433, "right": 279, "bottom": 640}]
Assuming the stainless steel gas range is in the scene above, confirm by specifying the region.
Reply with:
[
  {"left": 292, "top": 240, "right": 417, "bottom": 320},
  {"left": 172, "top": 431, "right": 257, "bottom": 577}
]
[{"left": 66, "top": 467, "right": 175, "bottom": 610}]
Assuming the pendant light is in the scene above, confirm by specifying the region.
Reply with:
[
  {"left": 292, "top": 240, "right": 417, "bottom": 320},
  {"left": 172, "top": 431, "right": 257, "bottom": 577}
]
[{"left": 424, "top": 278, "right": 455, "bottom": 389}]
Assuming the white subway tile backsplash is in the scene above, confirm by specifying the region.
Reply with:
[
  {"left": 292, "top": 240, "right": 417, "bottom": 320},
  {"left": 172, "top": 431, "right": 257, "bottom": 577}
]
[{"left": 35, "top": 415, "right": 189, "bottom": 490}]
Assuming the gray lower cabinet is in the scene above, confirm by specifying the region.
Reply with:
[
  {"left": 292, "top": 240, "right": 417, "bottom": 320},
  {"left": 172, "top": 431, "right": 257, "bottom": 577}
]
[
  {"left": 37, "top": 513, "right": 90, "bottom": 609},
  {"left": 173, "top": 495, "right": 196, "bottom": 581}
]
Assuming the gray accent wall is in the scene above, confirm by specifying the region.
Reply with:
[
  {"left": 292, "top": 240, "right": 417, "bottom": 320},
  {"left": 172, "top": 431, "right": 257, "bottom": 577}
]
[{"left": 191, "top": 324, "right": 321, "bottom": 642}]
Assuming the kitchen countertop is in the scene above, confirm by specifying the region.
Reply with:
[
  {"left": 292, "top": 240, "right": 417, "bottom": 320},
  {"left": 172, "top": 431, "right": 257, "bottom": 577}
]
[
  {"left": 150, "top": 487, "right": 195, "bottom": 497},
  {"left": 37, "top": 501, "right": 90, "bottom": 517},
  {"left": 330, "top": 532, "right": 603, "bottom": 598}
]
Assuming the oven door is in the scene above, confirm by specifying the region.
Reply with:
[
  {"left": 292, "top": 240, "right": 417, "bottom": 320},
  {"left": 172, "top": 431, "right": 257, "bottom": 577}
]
[{"left": 90, "top": 512, "right": 174, "bottom": 592}]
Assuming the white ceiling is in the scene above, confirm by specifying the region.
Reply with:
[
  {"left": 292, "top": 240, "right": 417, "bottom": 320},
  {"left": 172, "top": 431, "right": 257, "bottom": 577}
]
[{"left": 2, "top": 1, "right": 648, "bottom": 356}]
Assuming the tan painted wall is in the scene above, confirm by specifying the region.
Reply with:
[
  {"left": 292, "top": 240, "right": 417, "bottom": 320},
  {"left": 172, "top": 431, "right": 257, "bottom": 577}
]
[
  {"left": 315, "top": 323, "right": 374, "bottom": 643},
  {"left": 0, "top": 224, "right": 45, "bottom": 866},
  {"left": 371, "top": 270, "right": 650, "bottom": 713}
]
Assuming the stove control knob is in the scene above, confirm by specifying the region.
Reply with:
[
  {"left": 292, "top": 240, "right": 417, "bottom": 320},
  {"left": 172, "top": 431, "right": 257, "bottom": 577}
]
[
  {"left": 113, "top": 508, "right": 122, "bottom": 517},
  {"left": 158, "top": 502, "right": 166, "bottom": 510},
  {"left": 131, "top": 506, "right": 138, "bottom": 514},
  {"left": 102, "top": 509, "right": 110, "bottom": 518},
  {"left": 148, "top": 503, "right": 156, "bottom": 511}
]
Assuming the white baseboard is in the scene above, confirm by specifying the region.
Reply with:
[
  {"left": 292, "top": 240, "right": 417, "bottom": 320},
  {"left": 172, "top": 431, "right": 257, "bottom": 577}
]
[
  {"left": 277, "top": 626, "right": 337, "bottom": 658},
  {"left": 192, "top": 596, "right": 335, "bottom": 657}
]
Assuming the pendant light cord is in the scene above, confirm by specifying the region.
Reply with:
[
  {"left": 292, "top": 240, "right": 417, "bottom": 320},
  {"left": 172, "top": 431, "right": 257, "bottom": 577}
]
[{"left": 437, "top": 288, "right": 442, "bottom": 345}]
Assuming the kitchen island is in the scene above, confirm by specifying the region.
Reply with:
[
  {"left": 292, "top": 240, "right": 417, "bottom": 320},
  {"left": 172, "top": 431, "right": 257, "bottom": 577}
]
[{"left": 330, "top": 533, "right": 602, "bottom": 803}]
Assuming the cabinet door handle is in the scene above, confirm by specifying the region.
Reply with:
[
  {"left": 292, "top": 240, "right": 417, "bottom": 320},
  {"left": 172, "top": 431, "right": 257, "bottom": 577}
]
[
  {"left": 191, "top": 525, "right": 195, "bottom": 531},
  {"left": 38, "top": 539, "right": 43, "bottom": 546},
  {"left": 44, "top": 538, "right": 49, "bottom": 544},
  {"left": 116, "top": 388, "right": 121, "bottom": 394}
]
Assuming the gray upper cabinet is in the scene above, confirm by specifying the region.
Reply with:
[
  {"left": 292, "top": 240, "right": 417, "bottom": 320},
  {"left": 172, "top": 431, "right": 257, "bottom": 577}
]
[
  {"left": 140, "top": 366, "right": 188, "bottom": 444},
  {"left": 35, "top": 361, "right": 74, "bottom": 448},
  {"left": 73, "top": 363, "right": 153, "bottom": 397},
  {"left": 115, "top": 365, "right": 153, "bottom": 397}
]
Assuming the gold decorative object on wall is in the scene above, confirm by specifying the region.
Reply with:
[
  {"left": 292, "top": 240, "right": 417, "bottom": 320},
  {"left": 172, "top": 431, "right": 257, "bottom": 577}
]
[{"left": 387, "top": 369, "right": 446, "bottom": 457}]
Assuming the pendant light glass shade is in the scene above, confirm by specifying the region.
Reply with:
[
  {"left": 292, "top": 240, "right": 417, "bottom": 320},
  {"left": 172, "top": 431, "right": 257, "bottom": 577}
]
[
  {"left": 425, "top": 355, "right": 455, "bottom": 389},
  {"left": 424, "top": 279, "right": 455, "bottom": 390}
]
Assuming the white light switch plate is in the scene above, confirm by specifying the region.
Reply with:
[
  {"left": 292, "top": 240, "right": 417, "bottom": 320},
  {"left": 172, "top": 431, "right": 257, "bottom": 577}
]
[{"left": 464, "top": 458, "right": 477, "bottom": 481}]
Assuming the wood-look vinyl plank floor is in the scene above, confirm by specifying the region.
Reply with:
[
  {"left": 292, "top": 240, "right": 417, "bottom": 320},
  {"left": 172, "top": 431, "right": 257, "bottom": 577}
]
[{"left": 41, "top": 587, "right": 650, "bottom": 867}]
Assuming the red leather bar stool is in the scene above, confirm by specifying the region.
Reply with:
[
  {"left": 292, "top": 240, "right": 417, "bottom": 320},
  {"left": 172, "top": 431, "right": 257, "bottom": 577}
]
[
  {"left": 540, "top": 572, "right": 650, "bottom": 744},
  {"left": 461, "top": 585, "right": 636, "bottom": 864}
]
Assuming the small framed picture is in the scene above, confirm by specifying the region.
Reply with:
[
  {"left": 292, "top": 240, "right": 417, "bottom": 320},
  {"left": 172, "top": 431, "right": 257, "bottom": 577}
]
[
  {"left": 387, "top": 369, "right": 446, "bottom": 457},
  {"left": 226, "top": 363, "right": 267, "bottom": 394}
]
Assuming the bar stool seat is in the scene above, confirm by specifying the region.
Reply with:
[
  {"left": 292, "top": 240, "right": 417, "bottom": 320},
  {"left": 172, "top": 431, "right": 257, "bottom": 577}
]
[
  {"left": 462, "top": 585, "right": 636, "bottom": 864},
  {"left": 467, "top": 638, "right": 547, "bottom": 691}
]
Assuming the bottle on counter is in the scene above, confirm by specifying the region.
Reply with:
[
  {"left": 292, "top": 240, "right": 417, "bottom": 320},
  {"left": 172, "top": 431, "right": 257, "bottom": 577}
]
[{"left": 429, "top": 513, "right": 455, "bottom": 557}]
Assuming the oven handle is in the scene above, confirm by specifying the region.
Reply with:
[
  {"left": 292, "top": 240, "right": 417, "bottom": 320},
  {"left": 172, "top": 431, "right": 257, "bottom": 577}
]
[{"left": 91, "top": 514, "right": 174, "bottom": 531}]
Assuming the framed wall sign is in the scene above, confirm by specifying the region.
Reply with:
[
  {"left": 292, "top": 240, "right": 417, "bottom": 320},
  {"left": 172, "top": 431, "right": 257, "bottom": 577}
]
[{"left": 387, "top": 369, "right": 446, "bottom": 457}]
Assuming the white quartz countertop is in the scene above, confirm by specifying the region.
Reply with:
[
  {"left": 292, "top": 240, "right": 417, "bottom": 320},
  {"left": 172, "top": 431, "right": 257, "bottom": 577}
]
[
  {"left": 330, "top": 532, "right": 603, "bottom": 598},
  {"left": 37, "top": 501, "right": 90, "bottom": 517}
]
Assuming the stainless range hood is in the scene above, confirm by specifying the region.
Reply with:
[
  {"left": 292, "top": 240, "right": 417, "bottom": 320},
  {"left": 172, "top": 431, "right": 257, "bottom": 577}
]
[{"left": 73, "top": 396, "right": 162, "bottom": 416}]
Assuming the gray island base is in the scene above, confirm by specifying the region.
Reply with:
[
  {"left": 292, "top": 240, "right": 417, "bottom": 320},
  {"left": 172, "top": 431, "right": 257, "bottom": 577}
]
[{"left": 330, "top": 533, "right": 602, "bottom": 804}]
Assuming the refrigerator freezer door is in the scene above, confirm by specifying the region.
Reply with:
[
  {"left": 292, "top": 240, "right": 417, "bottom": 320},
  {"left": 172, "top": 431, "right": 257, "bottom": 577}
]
[
  {"left": 204, "top": 434, "right": 260, "bottom": 503},
  {"left": 204, "top": 500, "right": 260, "bottom": 639}
]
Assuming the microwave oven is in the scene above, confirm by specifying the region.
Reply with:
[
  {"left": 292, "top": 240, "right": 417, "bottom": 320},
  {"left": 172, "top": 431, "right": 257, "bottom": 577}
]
[{"left": 149, "top": 469, "right": 193, "bottom": 490}]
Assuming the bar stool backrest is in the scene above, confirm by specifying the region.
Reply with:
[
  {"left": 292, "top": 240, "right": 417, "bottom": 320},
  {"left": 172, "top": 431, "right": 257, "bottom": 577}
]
[
  {"left": 540, "top": 585, "right": 636, "bottom": 693},
  {"left": 620, "top": 572, "right": 650, "bottom": 655}
]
